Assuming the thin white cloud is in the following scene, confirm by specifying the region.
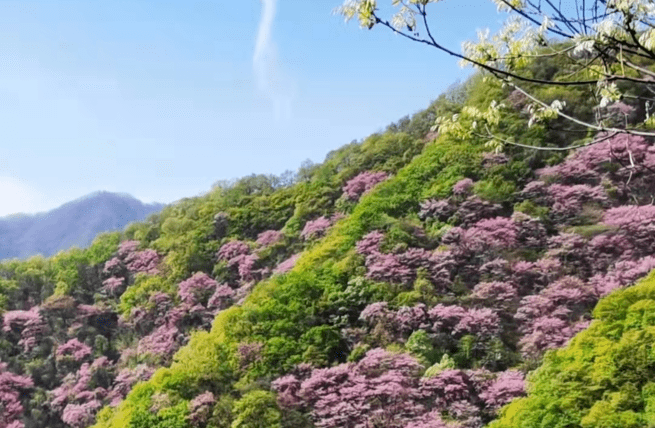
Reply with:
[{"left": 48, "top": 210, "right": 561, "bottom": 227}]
[{"left": 253, "top": 0, "right": 293, "bottom": 120}]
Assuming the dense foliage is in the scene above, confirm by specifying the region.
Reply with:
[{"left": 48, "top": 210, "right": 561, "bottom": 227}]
[{"left": 1, "top": 62, "right": 654, "bottom": 428}]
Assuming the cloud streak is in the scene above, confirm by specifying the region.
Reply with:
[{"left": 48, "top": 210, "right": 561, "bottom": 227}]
[{"left": 253, "top": 0, "right": 293, "bottom": 120}]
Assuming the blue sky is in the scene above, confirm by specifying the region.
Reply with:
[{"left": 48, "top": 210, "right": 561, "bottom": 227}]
[{"left": 0, "top": 0, "right": 501, "bottom": 216}]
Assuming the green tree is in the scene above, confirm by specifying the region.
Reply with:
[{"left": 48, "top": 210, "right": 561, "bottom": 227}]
[{"left": 335, "top": 0, "right": 655, "bottom": 151}]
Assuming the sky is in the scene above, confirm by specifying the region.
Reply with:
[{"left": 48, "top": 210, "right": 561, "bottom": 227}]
[{"left": 0, "top": 0, "right": 502, "bottom": 217}]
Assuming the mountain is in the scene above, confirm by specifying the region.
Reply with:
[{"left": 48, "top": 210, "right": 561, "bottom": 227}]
[
  {"left": 0, "top": 191, "right": 165, "bottom": 260},
  {"left": 0, "top": 70, "right": 655, "bottom": 428}
]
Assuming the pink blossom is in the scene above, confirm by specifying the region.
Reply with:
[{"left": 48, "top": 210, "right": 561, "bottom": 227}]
[
  {"left": 232, "top": 253, "right": 259, "bottom": 282},
  {"left": 137, "top": 324, "right": 179, "bottom": 358},
  {"left": 395, "top": 304, "right": 429, "bottom": 333},
  {"left": 177, "top": 272, "right": 219, "bottom": 305},
  {"left": 360, "top": 302, "right": 391, "bottom": 324},
  {"left": 207, "top": 284, "right": 235, "bottom": 310},
  {"left": 274, "top": 253, "right": 301, "bottom": 274},
  {"left": 419, "top": 199, "right": 455, "bottom": 221},
  {"left": 188, "top": 391, "right": 216, "bottom": 426},
  {"left": 125, "top": 249, "right": 161, "bottom": 275},
  {"left": 301, "top": 216, "right": 332, "bottom": 240},
  {"left": 61, "top": 401, "right": 101, "bottom": 428},
  {"left": 428, "top": 305, "right": 468, "bottom": 331},
  {"left": 453, "top": 178, "right": 474, "bottom": 195},
  {"left": 342, "top": 171, "right": 389, "bottom": 201},
  {"left": 106, "top": 365, "right": 154, "bottom": 406},
  {"left": 453, "top": 197, "right": 503, "bottom": 227},
  {"left": 603, "top": 205, "right": 655, "bottom": 229},
  {"left": 471, "top": 281, "right": 517, "bottom": 307},
  {"left": 2, "top": 306, "right": 48, "bottom": 353},
  {"left": 0, "top": 362, "right": 33, "bottom": 428},
  {"left": 102, "top": 276, "right": 124, "bottom": 294},
  {"left": 547, "top": 184, "right": 608, "bottom": 221},
  {"left": 454, "top": 308, "right": 501, "bottom": 337},
  {"left": 117, "top": 240, "right": 139, "bottom": 258},
  {"left": 256, "top": 229, "right": 284, "bottom": 247},
  {"left": 461, "top": 217, "right": 518, "bottom": 251},
  {"left": 103, "top": 257, "right": 121, "bottom": 273},
  {"left": 365, "top": 252, "right": 414, "bottom": 284},
  {"left": 480, "top": 370, "right": 525, "bottom": 410},
  {"left": 589, "top": 256, "right": 655, "bottom": 297},
  {"left": 272, "top": 374, "right": 302, "bottom": 408},
  {"left": 56, "top": 338, "right": 92, "bottom": 362},
  {"left": 217, "top": 240, "right": 250, "bottom": 261},
  {"left": 356, "top": 230, "right": 385, "bottom": 255},
  {"left": 518, "top": 316, "right": 574, "bottom": 358}
]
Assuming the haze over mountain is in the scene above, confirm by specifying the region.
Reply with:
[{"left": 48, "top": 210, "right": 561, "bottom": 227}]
[{"left": 0, "top": 191, "right": 164, "bottom": 260}]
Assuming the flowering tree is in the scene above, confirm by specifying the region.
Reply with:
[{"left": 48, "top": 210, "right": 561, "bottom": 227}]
[
  {"left": 342, "top": 171, "right": 389, "bottom": 201},
  {"left": 273, "top": 349, "right": 525, "bottom": 428},
  {"left": 256, "top": 229, "right": 284, "bottom": 247},
  {"left": 188, "top": 391, "right": 216, "bottom": 426},
  {"left": 56, "top": 338, "right": 93, "bottom": 362},
  {"left": 300, "top": 216, "right": 332, "bottom": 240},
  {"left": 0, "top": 362, "right": 33, "bottom": 428},
  {"left": 2, "top": 307, "right": 49, "bottom": 353},
  {"left": 177, "top": 272, "right": 219, "bottom": 305},
  {"left": 274, "top": 253, "right": 301, "bottom": 274},
  {"left": 335, "top": 0, "right": 655, "bottom": 151}
]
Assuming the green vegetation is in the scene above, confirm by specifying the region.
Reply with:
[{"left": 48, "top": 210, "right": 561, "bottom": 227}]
[{"left": 491, "top": 271, "right": 655, "bottom": 428}]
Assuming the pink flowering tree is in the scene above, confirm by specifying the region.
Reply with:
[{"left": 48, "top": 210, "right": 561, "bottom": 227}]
[
  {"left": 188, "top": 391, "right": 216, "bottom": 426},
  {"left": 256, "top": 230, "right": 284, "bottom": 247},
  {"left": 124, "top": 249, "right": 161, "bottom": 275},
  {"left": 105, "top": 364, "right": 154, "bottom": 407},
  {"left": 480, "top": 370, "right": 525, "bottom": 410},
  {"left": 2, "top": 306, "right": 49, "bottom": 353},
  {"left": 207, "top": 284, "right": 236, "bottom": 312},
  {"left": 56, "top": 338, "right": 93, "bottom": 362},
  {"left": 452, "top": 178, "right": 474, "bottom": 195},
  {"left": 0, "top": 362, "right": 34, "bottom": 428},
  {"left": 471, "top": 282, "right": 518, "bottom": 309},
  {"left": 177, "top": 272, "right": 218, "bottom": 306},
  {"left": 216, "top": 240, "right": 259, "bottom": 284},
  {"left": 419, "top": 199, "right": 455, "bottom": 222},
  {"left": 273, "top": 349, "right": 525, "bottom": 428},
  {"left": 342, "top": 171, "right": 389, "bottom": 201},
  {"left": 355, "top": 230, "right": 385, "bottom": 256},
  {"left": 216, "top": 240, "right": 250, "bottom": 262},
  {"left": 452, "top": 197, "right": 503, "bottom": 227},
  {"left": 300, "top": 217, "right": 332, "bottom": 240}
]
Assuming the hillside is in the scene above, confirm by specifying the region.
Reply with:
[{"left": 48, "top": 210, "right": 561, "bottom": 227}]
[
  {"left": 0, "top": 191, "right": 165, "bottom": 260},
  {"left": 0, "top": 70, "right": 654, "bottom": 428}
]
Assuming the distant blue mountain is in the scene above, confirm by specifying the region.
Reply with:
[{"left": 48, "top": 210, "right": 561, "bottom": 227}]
[{"left": 0, "top": 191, "right": 165, "bottom": 260}]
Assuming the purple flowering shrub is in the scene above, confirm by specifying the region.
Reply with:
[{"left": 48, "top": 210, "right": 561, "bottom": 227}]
[
  {"left": 2, "top": 307, "right": 49, "bottom": 353},
  {"left": 188, "top": 391, "right": 215, "bottom": 426},
  {"left": 453, "top": 178, "right": 474, "bottom": 195},
  {"left": 216, "top": 240, "right": 261, "bottom": 283},
  {"left": 56, "top": 338, "right": 93, "bottom": 362},
  {"left": 272, "top": 349, "right": 525, "bottom": 428},
  {"left": 342, "top": 171, "right": 389, "bottom": 201},
  {"left": 274, "top": 253, "right": 301, "bottom": 274},
  {"left": 256, "top": 229, "right": 284, "bottom": 247},
  {"left": 0, "top": 362, "right": 33, "bottom": 428},
  {"left": 177, "top": 272, "right": 219, "bottom": 305},
  {"left": 538, "top": 133, "right": 655, "bottom": 203},
  {"left": 300, "top": 216, "right": 332, "bottom": 240}
]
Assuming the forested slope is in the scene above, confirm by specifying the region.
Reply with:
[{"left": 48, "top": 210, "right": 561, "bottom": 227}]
[{"left": 1, "top": 68, "right": 655, "bottom": 428}]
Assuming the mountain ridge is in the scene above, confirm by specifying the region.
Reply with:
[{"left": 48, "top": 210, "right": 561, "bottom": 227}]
[{"left": 0, "top": 191, "right": 165, "bottom": 260}]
